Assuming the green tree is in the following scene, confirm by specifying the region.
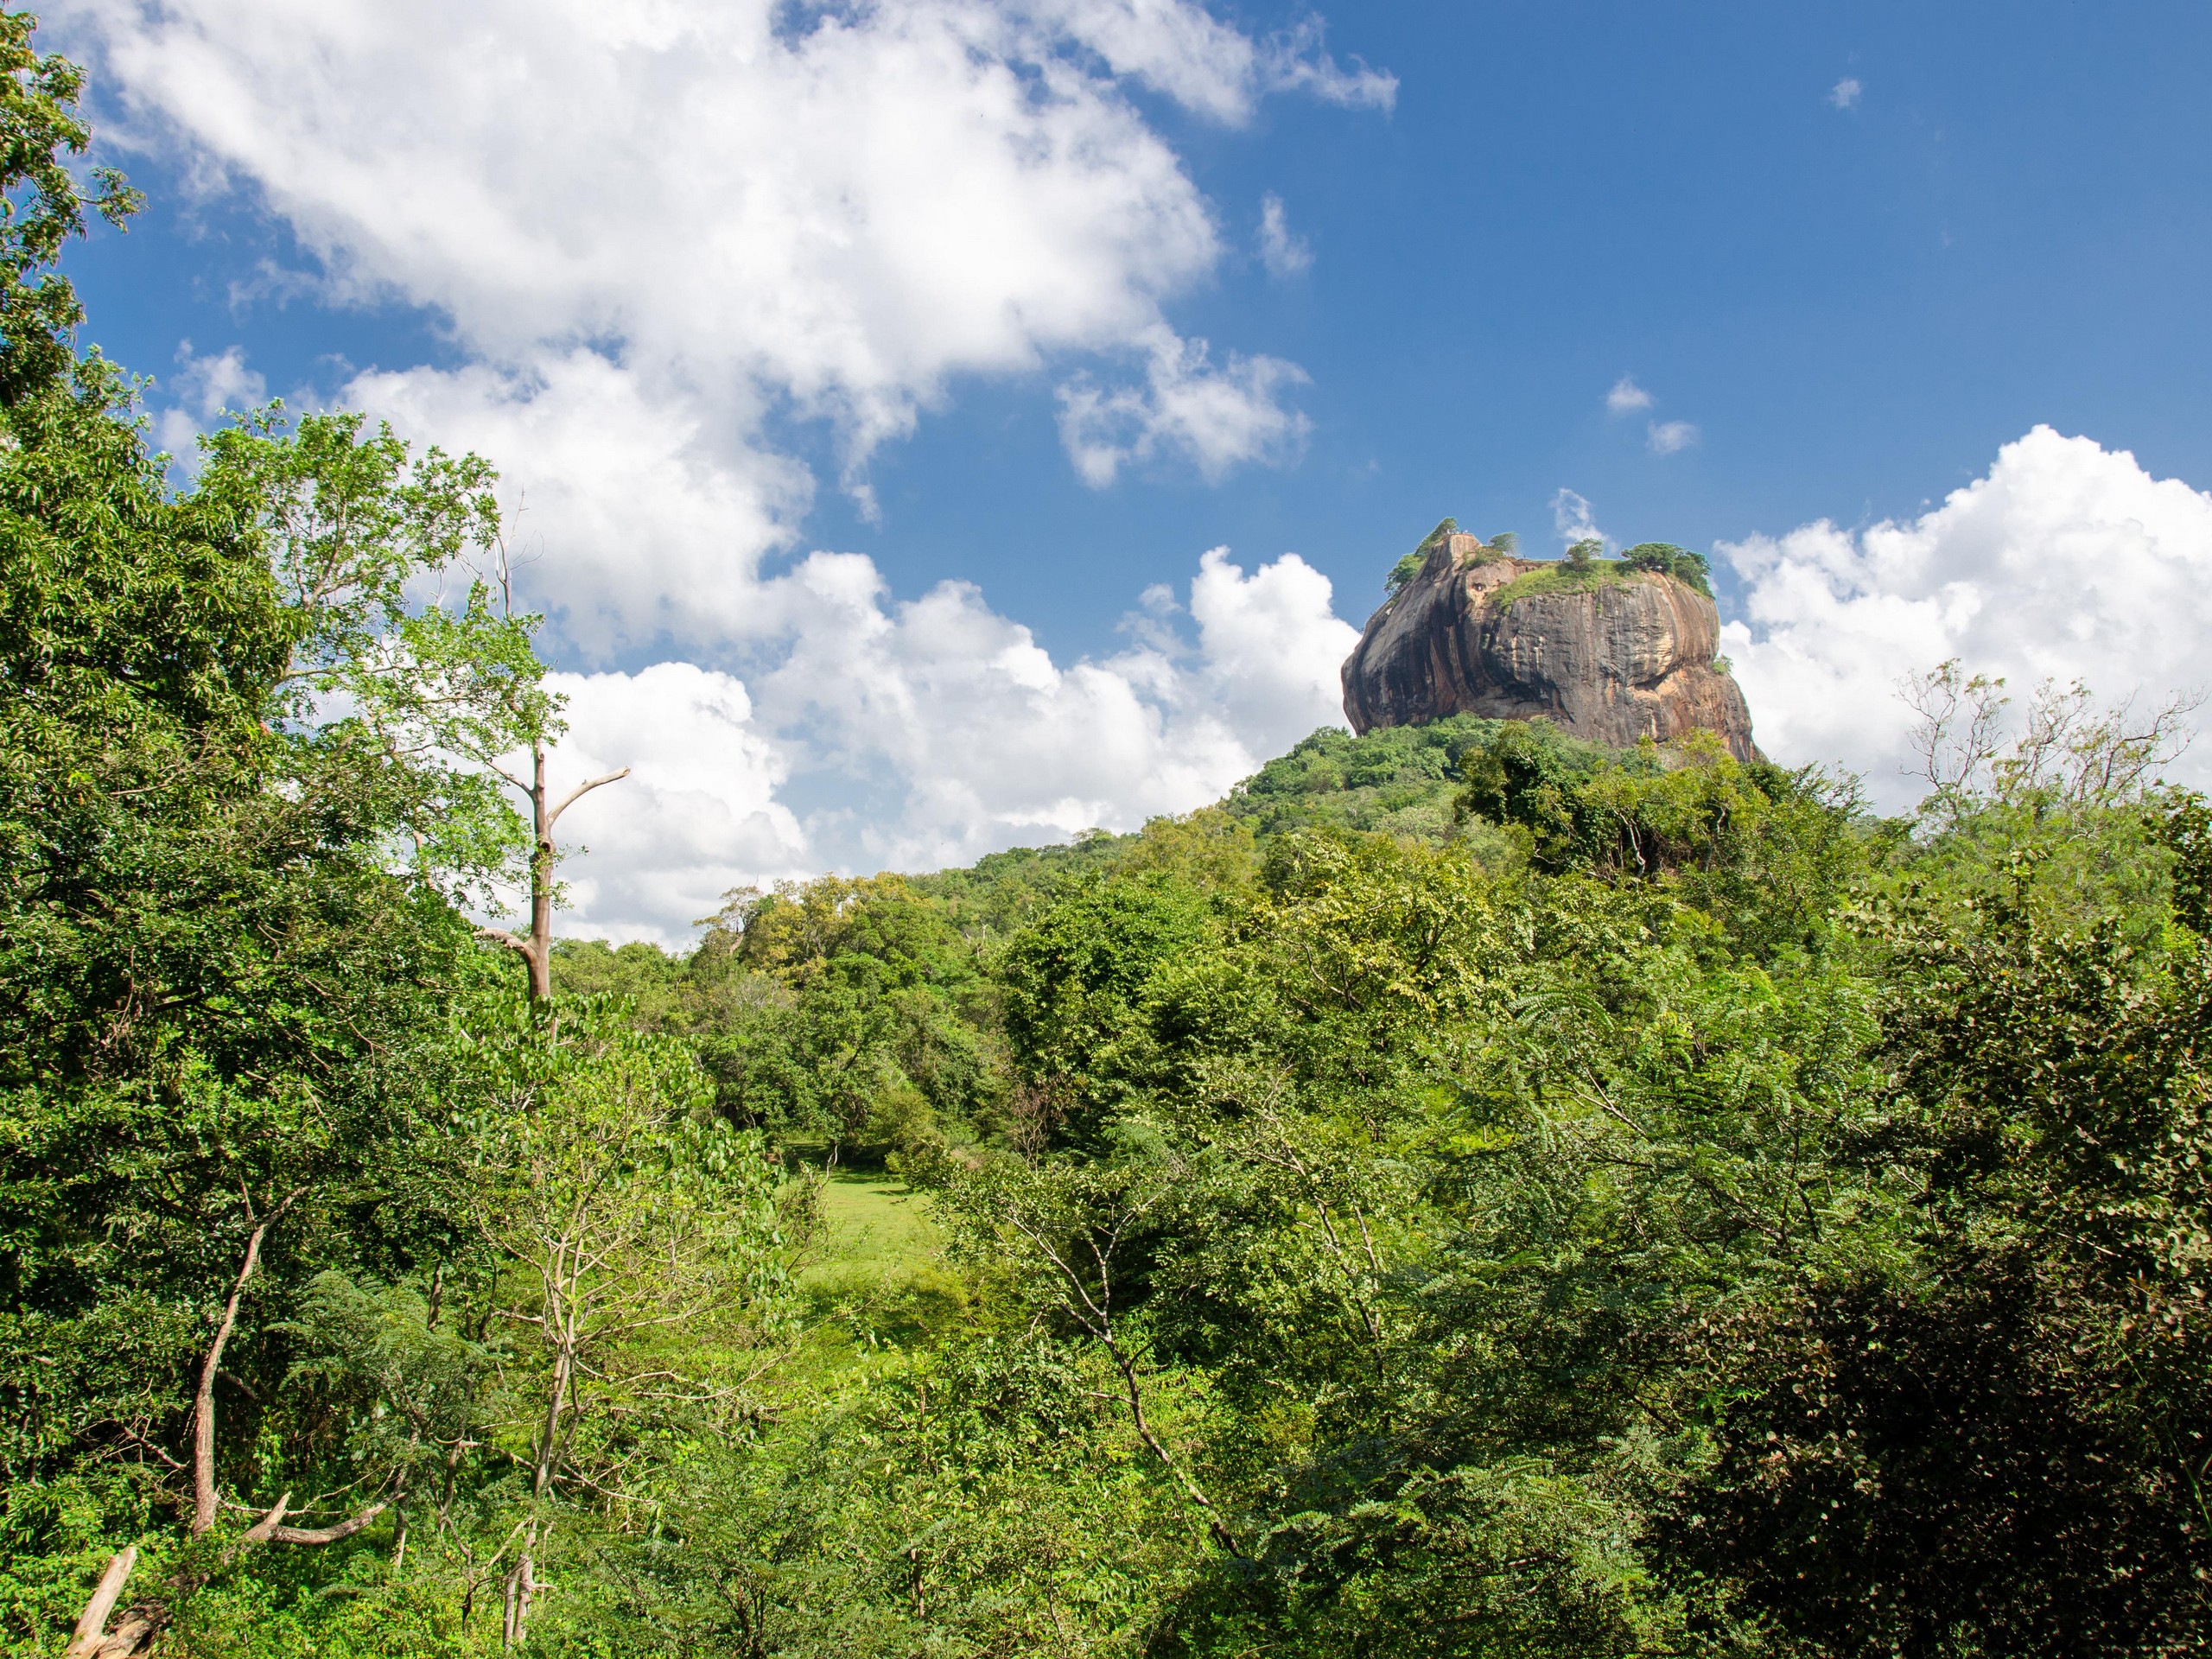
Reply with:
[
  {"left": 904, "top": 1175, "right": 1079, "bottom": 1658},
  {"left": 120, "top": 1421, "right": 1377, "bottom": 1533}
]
[
  {"left": 0, "top": 11, "right": 139, "bottom": 405},
  {"left": 194, "top": 409, "right": 626, "bottom": 999},
  {"left": 1670, "top": 851, "right": 2212, "bottom": 1656},
  {"left": 459, "top": 994, "right": 803, "bottom": 1647}
]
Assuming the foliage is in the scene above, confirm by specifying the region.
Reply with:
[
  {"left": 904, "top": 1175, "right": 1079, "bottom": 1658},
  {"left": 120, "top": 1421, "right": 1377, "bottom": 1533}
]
[
  {"left": 1384, "top": 516, "right": 1455, "bottom": 597},
  {"left": 1491, "top": 554, "right": 1637, "bottom": 606},
  {"left": 0, "top": 11, "right": 139, "bottom": 405},
  {"left": 1229, "top": 714, "right": 1507, "bottom": 842},
  {"left": 1455, "top": 723, "right": 1866, "bottom": 957},
  {"left": 1485, "top": 541, "right": 1713, "bottom": 607},
  {"left": 1619, "top": 542, "right": 1713, "bottom": 596}
]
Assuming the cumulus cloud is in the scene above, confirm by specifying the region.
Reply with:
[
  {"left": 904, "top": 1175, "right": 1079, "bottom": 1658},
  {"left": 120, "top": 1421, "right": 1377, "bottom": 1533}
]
[
  {"left": 152, "top": 341, "right": 266, "bottom": 458},
  {"left": 1605, "top": 374, "right": 1653, "bottom": 415},
  {"left": 1057, "top": 325, "right": 1312, "bottom": 487},
  {"left": 544, "top": 546, "right": 1359, "bottom": 938},
  {"left": 1646, "top": 418, "right": 1699, "bottom": 454},
  {"left": 543, "top": 664, "right": 810, "bottom": 945},
  {"left": 1257, "top": 193, "right": 1313, "bottom": 277},
  {"left": 1720, "top": 426, "right": 2212, "bottom": 808},
  {"left": 1552, "top": 486, "right": 1607, "bottom": 550},
  {"left": 753, "top": 543, "right": 1357, "bottom": 860},
  {"left": 63, "top": 0, "right": 1356, "bottom": 512},
  {"left": 1829, "top": 76, "right": 1862, "bottom": 110},
  {"left": 351, "top": 353, "right": 811, "bottom": 658}
]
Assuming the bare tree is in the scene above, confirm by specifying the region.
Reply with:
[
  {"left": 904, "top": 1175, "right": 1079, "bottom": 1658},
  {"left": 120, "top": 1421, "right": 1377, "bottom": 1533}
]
[
  {"left": 475, "top": 733, "right": 628, "bottom": 1001},
  {"left": 66, "top": 1197, "right": 401, "bottom": 1657},
  {"left": 470, "top": 539, "right": 627, "bottom": 1001},
  {"left": 1901, "top": 660, "right": 2012, "bottom": 805},
  {"left": 1902, "top": 660, "right": 2202, "bottom": 818},
  {"left": 1999, "top": 677, "right": 2203, "bottom": 805}
]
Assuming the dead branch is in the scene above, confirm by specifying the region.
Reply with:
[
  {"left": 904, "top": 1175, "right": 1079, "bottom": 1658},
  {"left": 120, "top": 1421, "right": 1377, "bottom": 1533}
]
[
  {"left": 267, "top": 1500, "right": 389, "bottom": 1547},
  {"left": 63, "top": 1548, "right": 136, "bottom": 1659},
  {"left": 545, "top": 768, "right": 630, "bottom": 834},
  {"left": 192, "top": 1188, "right": 305, "bottom": 1535}
]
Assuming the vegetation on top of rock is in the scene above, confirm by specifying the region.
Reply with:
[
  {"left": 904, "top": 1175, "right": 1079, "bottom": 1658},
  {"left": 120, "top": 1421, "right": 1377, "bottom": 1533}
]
[
  {"left": 1476, "top": 540, "right": 1713, "bottom": 607},
  {"left": 1621, "top": 539, "right": 1714, "bottom": 594},
  {"left": 1384, "top": 518, "right": 1521, "bottom": 597},
  {"left": 1488, "top": 551, "right": 1643, "bottom": 606},
  {"left": 1384, "top": 515, "right": 1456, "bottom": 595}
]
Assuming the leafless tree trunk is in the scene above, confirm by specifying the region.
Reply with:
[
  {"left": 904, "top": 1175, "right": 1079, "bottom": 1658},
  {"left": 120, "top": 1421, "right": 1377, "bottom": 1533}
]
[
  {"left": 62, "top": 1549, "right": 135, "bottom": 1659},
  {"left": 190, "top": 1210, "right": 283, "bottom": 1535},
  {"left": 480, "top": 737, "right": 628, "bottom": 1001},
  {"left": 469, "top": 537, "right": 628, "bottom": 1002},
  {"left": 67, "top": 1198, "right": 397, "bottom": 1656},
  {"left": 502, "top": 1320, "right": 572, "bottom": 1649}
]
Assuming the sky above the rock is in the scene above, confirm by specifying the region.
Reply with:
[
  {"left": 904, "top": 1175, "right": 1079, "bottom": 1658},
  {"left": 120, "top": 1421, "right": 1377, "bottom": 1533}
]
[{"left": 48, "top": 0, "right": 2212, "bottom": 941}]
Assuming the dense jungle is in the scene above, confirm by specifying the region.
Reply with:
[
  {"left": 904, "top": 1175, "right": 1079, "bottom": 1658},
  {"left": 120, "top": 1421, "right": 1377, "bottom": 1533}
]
[{"left": 4, "top": 17, "right": 2209, "bottom": 1657}]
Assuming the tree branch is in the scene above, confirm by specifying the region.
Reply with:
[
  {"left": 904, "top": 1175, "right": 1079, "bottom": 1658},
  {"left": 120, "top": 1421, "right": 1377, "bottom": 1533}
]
[
  {"left": 269, "top": 1500, "right": 389, "bottom": 1547},
  {"left": 238, "top": 1493, "right": 293, "bottom": 1548},
  {"left": 544, "top": 768, "right": 630, "bottom": 834},
  {"left": 63, "top": 1548, "right": 137, "bottom": 1659},
  {"left": 191, "top": 1188, "right": 304, "bottom": 1535}
]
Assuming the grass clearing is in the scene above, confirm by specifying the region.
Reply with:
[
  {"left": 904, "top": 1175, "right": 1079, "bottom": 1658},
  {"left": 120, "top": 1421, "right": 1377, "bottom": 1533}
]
[
  {"left": 1490, "top": 559, "right": 1645, "bottom": 607},
  {"left": 797, "top": 1166, "right": 969, "bottom": 1346}
]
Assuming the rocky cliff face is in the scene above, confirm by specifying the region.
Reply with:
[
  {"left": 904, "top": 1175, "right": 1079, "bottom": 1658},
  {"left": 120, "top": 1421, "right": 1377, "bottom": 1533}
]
[{"left": 1340, "top": 533, "right": 1759, "bottom": 760}]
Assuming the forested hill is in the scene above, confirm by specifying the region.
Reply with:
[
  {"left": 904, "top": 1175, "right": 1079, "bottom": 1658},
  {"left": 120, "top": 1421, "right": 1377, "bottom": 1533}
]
[
  {"left": 7, "top": 15, "right": 2212, "bottom": 1654},
  {"left": 528, "top": 708, "right": 2212, "bottom": 1657}
]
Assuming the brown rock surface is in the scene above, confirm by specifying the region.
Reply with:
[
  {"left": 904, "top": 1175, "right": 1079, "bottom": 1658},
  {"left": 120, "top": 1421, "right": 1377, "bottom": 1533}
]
[{"left": 1340, "top": 532, "right": 1759, "bottom": 759}]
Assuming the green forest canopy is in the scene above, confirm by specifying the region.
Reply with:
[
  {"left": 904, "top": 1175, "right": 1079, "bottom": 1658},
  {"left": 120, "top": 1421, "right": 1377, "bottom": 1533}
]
[{"left": 5, "top": 17, "right": 2211, "bottom": 1658}]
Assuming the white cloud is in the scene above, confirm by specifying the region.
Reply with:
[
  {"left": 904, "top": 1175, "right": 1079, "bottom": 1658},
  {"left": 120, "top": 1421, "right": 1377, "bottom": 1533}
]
[
  {"left": 1830, "top": 76, "right": 1862, "bottom": 110},
  {"left": 349, "top": 353, "right": 811, "bottom": 658},
  {"left": 1720, "top": 426, "right": 2212, "bottom": 807},
  {"left": 1257, "top": 192, "right": 1313, "bottom": 277},
  {"left": 1605, "top": 378, "right": 1696, "bottom": 454},
  {"left": 64, "top": 0, "right": 1356, "bottom": 506},
  {"left": 152, "top": 341, "right": 266, "bottom": 457},
  {"left": 1255, "top": 16, "right": 1397, "bottom": 110},
  {"left": 543, "top": 664, "right": 810, "bottom": 946},
  {"left": 1605, "top": 374, "right": 1653, "bottom": 415},
  {"left": 1037, "top": 0, "right": 1393, "bottom": 124},
  {"left": 545, "top": 547, "right": 1358, "bottom": 938},
  {"left": 1552, "top": 486, "right": 1607, "bottom": 550},
  {"left": 1056, "top": 325, "right": 1312, "bottom": 487}
]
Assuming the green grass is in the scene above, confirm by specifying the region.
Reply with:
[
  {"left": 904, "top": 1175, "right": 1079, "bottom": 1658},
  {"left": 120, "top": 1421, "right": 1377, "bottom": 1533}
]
[
  {"left": 1489, "top": 558, "right": 1646, "bottom": 607},
  {"left": 798, "top": 1166, "right": 968, "bottom": 1346},
  {"left": 804, "top": 1168, "right": 944, "bottom": 1283}
]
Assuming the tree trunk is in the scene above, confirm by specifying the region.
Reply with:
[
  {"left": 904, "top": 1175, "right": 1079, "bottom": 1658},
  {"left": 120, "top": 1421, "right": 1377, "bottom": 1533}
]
[
  {"left": 525, "top": 742, "right": 554, "bottom": 1001},
  {"left": 482, "top": 741, "right": 626, "bottom": 1001},
  {"left": 502, "top": 1528, "right": 538, "bottom": 1651},
  {"left": 193, "top": 1218, "right": 274, "bottom": 1534},
  {"left": 503, "top": 1331, "right": 569, "bottom": 1649}
]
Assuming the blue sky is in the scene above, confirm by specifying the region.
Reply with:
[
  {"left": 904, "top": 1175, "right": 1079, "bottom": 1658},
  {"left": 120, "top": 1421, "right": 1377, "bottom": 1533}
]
[{"left": 54, "top": 0, "right": 2212, "bottom": 938}]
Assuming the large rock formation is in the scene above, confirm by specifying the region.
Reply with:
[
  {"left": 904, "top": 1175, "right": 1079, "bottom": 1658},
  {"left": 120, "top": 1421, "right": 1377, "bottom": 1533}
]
[{"left": 1340, "top": 531, "right": 1758, "bottom": 760}]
